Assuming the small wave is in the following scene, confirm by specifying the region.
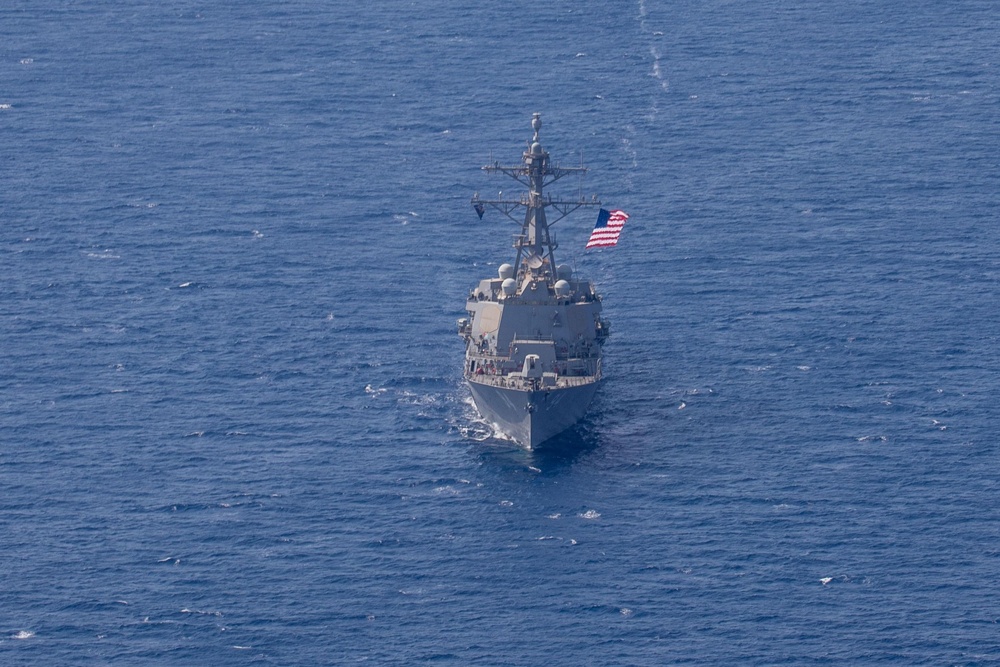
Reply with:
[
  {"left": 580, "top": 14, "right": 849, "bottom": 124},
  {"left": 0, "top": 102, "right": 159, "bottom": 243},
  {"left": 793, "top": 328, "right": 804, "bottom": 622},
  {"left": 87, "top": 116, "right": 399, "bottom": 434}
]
[
  {"left": 397, "top": 390, "right": 438, "bottom": 406},
  {"left": 180, "top": 608, "right": 223, "bottom": 617},
  {"left": 458, "top": 425, "right": 492, "bottom": 442},
  {"left": 0, "top": 103, "right": 11, "bottom": 110},
  {"left": 579, "top": 509, "right": 601, "bottom": 520},
  {"left": 12, "top": 630, "right": 34, "bottom": 640}
]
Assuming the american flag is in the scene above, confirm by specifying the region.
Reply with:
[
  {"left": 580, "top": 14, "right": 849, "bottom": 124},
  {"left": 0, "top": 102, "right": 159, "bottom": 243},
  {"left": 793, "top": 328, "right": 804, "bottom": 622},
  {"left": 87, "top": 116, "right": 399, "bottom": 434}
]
[{"left": 586, "top": 209, "right": 629, "bottom": 249}]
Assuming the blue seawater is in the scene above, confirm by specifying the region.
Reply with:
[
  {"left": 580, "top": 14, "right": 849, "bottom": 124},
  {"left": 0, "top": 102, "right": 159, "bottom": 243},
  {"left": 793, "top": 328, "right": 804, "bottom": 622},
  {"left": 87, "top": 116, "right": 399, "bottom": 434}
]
[{"left": 2, "top": 0, "right": 999, "bottom": 664}]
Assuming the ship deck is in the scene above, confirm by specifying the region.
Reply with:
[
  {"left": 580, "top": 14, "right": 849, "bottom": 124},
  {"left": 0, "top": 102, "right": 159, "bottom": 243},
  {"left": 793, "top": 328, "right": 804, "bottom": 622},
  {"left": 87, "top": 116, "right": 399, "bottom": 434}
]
[{"left": 466, "top": 372, "right": 598, "bottom": 391}]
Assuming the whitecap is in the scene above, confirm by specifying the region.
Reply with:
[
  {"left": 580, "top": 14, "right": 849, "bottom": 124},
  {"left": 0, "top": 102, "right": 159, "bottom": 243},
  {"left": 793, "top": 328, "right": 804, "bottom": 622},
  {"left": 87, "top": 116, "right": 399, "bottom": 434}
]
[
  {"left": 12, "top": 630, "right": 34, "bottom": 640},
  {"left": 499, "top": 500, "right": 513, "bottom": 507},
  {"left": 547, "top": 513, "right": 561, "bottom": 519},
  {"left": 820, "top": 577, "right": 833, "bottom": 585},
  {"left": 579, "top": 509, "right": 601, "bottom": 519},
  {"left": 0, "top": 104, "right": 11, "bottom": 110}
]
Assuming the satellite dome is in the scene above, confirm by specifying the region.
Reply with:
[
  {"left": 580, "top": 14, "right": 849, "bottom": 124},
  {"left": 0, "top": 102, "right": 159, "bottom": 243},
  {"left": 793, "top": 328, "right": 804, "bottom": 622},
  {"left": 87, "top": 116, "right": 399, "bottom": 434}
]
[
  {"left": 498, "top": 263, "right": 514, "bottom": 280},
  {"left": 554, "top": 279, "right": 571, "bottom": 297},
  {"left": 501, "top": 278, "right": 517, "bottom": 297},
  {"left": 556, "top": 264, "right": 573, "bottom": 280}
]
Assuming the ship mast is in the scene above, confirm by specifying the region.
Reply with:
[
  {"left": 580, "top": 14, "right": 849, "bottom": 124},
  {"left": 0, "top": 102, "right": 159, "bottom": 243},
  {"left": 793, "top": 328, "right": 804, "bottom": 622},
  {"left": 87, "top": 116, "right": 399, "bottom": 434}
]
[{"left": 472, "top": 113, "right": 600, "bottom": 289}]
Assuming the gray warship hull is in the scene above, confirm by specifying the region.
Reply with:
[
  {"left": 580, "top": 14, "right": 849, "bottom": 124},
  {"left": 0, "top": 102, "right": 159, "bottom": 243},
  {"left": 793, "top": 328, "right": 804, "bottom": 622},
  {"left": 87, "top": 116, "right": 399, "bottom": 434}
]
[
  {"left": 468, "top": 378, "right": 599, "bottom": 448},
  {"left": 460, "top": 114, "right": 612, "bottom": 449}
]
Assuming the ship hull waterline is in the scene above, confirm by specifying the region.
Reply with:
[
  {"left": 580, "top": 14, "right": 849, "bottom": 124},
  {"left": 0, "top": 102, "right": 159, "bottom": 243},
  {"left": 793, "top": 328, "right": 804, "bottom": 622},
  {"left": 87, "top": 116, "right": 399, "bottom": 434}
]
[{"left": 467, "top": 378, "right": 599, "bottom": 449}]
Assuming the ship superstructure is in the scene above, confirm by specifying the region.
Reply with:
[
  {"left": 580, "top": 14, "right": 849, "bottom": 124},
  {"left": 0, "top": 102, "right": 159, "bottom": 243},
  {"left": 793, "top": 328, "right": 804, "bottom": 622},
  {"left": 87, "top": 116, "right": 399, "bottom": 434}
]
[{"left": 459, "top": 114, "right": 610, "bottom": 448}]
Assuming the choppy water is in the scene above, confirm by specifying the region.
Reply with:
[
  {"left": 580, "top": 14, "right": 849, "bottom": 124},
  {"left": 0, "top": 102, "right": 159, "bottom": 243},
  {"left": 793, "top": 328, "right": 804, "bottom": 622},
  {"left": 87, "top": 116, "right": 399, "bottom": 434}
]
[{"left": 2, "top": 1, "right": 999, "bottom": 664}]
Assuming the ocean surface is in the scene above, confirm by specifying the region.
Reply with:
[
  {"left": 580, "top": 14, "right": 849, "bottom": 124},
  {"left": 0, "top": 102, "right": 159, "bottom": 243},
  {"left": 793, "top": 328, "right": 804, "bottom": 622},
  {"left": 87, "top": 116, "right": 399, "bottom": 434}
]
[{"left": 2, "top": 1, "right": 999, "bottom": 664}]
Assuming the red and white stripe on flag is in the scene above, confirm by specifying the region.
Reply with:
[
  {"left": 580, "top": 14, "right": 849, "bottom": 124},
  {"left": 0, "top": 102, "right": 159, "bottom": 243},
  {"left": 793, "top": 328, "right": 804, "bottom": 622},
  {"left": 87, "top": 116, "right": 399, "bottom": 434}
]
[{"left": 586, "top": 209, "right": 629, "bottom": 249}]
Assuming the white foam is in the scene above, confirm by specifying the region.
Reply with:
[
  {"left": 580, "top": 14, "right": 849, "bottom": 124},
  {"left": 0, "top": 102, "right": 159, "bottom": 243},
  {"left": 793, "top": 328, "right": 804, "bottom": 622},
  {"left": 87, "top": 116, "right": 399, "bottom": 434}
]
[
  {"left": 579, "top": 509, "right": 601, "bottom": 520},
  {"left": 12, "top": 630, "right": 34, "bottom": 639}
]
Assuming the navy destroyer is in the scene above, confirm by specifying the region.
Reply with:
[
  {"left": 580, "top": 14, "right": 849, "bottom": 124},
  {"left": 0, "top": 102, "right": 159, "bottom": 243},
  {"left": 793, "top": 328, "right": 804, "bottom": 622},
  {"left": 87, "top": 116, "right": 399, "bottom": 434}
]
[{"left": 460, "top": 114, "right": 611, "bottom": 448}]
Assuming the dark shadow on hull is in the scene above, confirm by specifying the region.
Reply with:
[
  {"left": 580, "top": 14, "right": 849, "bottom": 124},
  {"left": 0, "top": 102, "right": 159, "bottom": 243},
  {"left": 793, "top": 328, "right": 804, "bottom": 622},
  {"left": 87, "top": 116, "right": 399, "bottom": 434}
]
[
  {"left": 468, "top": 418, "right": 603, "bottom": 473},
  {"left": 526, "top": 421, "right": 601, "bottom": 467}
]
